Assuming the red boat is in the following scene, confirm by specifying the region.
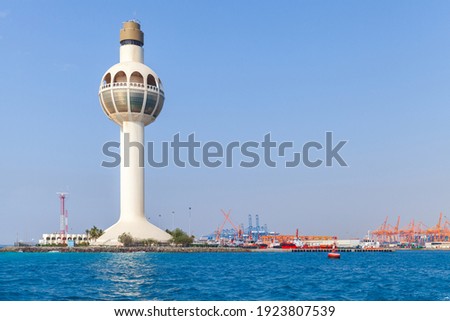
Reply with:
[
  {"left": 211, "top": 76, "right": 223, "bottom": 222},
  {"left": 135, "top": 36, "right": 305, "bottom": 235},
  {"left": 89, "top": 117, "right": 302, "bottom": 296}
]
[
  {"left": 280, "top": 242, "right": 297, "bottom": 249},
  {"left": 241, "top": 241, "right": 268, "bottom": 249}
]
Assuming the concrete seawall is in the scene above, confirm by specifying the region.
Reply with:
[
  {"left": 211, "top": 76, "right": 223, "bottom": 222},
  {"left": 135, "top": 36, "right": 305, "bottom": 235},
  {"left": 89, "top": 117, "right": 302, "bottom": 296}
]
[
  {"left": 0, "top": 246, "right": 251, "bottom": 253},
  {"left": 2, "top": 246, "right": 447, "bottom": 253}
]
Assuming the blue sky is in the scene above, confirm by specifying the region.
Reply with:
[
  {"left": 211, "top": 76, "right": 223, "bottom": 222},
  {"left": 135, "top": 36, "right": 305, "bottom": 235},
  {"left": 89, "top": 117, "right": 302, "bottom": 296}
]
[{"left": 1, "top": 0, "right": 450, "bottom": 244}]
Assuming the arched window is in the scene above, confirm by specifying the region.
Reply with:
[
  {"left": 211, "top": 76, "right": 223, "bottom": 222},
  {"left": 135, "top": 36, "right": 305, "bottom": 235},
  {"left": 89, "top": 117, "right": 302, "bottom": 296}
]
[
  {"left": 104, "top": 73, "right": 111, "bottom": 84},
  {"left": 130, "top": 71, "right": 144, "bottom": 84},
  {"left": 113, "top": 72, "right": 128, "bottom": 112},
  {"left": 114, "top": 71, "right": 127, "bottom": 83},
  {"left": 147, "top": 74, "right": 157, "bottom": 87}
]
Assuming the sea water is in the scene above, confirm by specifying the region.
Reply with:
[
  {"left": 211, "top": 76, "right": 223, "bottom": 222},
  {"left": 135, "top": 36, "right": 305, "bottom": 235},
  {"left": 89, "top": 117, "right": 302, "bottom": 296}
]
[{"left": 0, "top": 251, "right": 449, "bottom": 300}]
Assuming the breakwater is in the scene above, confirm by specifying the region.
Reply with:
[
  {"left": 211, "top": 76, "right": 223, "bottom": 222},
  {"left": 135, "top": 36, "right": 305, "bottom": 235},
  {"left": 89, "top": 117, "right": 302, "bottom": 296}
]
[{"left": 0, "top": 246, "right": 251, "bottom": 253}]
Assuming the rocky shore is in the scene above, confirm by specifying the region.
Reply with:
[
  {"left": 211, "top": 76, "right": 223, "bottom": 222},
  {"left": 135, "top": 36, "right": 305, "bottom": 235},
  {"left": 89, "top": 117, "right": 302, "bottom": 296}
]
[
  {"left": 0, "top": 246, "right": 251, "bottom": 253},
  {"left": 1, "top": 246, "right": 447, "bottom": 253}
]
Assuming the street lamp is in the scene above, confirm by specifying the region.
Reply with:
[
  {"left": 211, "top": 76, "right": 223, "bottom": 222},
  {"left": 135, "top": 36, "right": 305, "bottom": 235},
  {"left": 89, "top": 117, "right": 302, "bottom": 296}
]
[
  {"left": 188, "top": 207, "right": 192, "bottom": 236},
  {"left": 171, "top": 211, "right": 175, "bottom": 231}
]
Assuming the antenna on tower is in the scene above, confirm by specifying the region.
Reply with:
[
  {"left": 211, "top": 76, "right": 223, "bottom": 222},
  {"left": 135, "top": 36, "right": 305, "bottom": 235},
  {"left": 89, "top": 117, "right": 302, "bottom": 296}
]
[{"left": 65, "top": 209, "right": 69, "bottom": 235}]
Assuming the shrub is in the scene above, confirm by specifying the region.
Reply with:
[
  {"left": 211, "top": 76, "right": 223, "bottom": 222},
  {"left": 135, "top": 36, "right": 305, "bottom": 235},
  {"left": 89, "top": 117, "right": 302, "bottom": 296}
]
[{"left": 118, "top": 233, "right": 134, "bottom": 247}]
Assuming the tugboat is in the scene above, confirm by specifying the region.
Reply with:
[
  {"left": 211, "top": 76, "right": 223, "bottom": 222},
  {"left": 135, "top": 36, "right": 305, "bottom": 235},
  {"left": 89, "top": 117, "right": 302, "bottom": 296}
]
[
  {"left": 280, "top": 242, "right": 297, "bottom": 249},
  {"left": 328, "top": 243, "right": 340, "bottom": 259},
  {"left": 241, "top": 230, "right": 268, "bottom": 249},
  {"left": 281, "top": 229, "right": 304, "bottom": 249},
  {"left": 293, "top": 229, "right": 304, "bottom": 248},
  {"left": 241, "top": 241, "right": 258, "bottom": 249},
  {"left": 268, "top": 238, "right": 281, "bottom": 249},
  {"left": 257, "top": 242, "right": 268, "bottom": 249},
  {"left": 241, "top": 240, "right": 268, "bottom": 249}
]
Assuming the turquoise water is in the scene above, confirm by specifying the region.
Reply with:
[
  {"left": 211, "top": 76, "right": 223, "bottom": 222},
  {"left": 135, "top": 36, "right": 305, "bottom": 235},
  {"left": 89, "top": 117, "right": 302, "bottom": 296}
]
[{"left": 0, "top": 251, "right": 449, "bottom": 300}]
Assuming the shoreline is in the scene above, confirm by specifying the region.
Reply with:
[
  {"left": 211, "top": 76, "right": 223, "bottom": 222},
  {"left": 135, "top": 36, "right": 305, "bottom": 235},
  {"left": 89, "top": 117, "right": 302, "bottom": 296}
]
[
  {"left": 0, "top": 246, "right": 251, "bottom": 253},
  {"left": 1, "top": 246, "right": 449, "bottom": 253}
]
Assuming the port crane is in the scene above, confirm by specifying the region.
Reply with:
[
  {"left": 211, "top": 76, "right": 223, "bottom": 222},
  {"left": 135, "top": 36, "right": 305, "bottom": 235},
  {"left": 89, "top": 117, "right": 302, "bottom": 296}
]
[
  {"left": 373, "top": 213, "right": 448, "bottom": 246},
  {"left": 215, "top": 210, "right": 243, "bottom": 242},
  {"left": 426, "top": 212, "right": 444, "bottom": 242},
  {"left": 386, "top": 216, "right": 401, "bottom": 243},
  {"left": 372, "top": 216, "right": 389, "bottom": 243}
]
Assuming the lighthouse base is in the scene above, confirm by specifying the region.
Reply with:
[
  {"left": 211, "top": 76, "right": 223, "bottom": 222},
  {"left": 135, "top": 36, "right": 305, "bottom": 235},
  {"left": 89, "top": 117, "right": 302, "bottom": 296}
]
[{"left": 94, "top": 218, "right": 172, "bottom": 246}]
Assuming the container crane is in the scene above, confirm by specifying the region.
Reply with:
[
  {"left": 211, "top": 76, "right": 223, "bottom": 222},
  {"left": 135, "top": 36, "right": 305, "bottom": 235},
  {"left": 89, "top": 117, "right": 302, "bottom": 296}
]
[
  {"left": 426, "top": 213, "right": 444, "bottom": 242},
  {"left": 372, "top": 216, "right": 389, "bottom": 243}
]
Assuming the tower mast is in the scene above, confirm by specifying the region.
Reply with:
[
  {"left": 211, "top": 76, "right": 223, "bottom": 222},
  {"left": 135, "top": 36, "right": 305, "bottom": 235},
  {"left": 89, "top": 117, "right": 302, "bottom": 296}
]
[{"left": 57, "top": 192, "right": 68, "bottom": 243}]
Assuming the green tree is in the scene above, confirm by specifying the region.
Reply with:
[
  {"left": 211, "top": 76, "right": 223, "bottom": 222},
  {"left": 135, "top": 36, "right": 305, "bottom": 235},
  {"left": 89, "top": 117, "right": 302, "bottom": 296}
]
[
  {"left": 87, "top": 226, "right": 104, "bottom": 242},
  {"left": 170, "top": 228, "right": 193, "bottom": 246},
  {"left": 118, "top": 233, "right": 134, "bottom": 247}
]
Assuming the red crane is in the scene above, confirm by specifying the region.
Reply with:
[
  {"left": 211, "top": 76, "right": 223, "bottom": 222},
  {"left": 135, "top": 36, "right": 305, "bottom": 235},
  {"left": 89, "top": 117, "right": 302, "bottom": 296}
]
[{"left": 216, "top": 210, "right": 242, "bottom": 242}]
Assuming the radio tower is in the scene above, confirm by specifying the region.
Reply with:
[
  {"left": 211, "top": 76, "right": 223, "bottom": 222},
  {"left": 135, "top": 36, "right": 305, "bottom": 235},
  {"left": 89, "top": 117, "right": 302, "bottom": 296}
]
[
  {"left": 65, "top": 208, "right": 69, "bottom": 235},
  {"left": 57, "top": 192, "right": 68, "bottom": 242}
]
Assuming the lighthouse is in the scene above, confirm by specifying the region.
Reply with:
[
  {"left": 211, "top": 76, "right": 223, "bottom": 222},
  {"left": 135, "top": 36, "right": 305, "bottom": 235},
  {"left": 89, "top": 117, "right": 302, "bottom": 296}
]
[{"left": 96, "top": 21, "right": 171, "bottom": 245}]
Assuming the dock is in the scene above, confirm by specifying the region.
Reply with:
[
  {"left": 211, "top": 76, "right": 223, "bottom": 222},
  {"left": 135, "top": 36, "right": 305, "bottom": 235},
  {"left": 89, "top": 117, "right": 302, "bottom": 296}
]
[{"left": 292, "top": 248, "right": 394, "bottom": 253}]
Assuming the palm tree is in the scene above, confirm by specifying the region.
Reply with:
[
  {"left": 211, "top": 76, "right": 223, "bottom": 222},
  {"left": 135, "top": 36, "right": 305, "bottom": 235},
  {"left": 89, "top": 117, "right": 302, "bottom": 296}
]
[{"left": 87, "top": 226, "right": 104, "bottom": 241}]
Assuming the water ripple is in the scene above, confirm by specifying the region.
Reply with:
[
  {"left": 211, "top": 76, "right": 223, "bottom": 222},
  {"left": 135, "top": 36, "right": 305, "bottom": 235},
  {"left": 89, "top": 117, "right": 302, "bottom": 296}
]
[{"left": 0, "top": 251, "right": 449, "bottom": 300}]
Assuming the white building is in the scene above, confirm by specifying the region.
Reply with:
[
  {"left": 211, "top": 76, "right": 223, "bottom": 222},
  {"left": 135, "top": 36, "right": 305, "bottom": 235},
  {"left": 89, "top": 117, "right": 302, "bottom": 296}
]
[
  {"left": 39, "top": 233, "right": 87, "bottom": 245},
  {"left": 425, "top": 242, "right": 450, "bottom": 249}
]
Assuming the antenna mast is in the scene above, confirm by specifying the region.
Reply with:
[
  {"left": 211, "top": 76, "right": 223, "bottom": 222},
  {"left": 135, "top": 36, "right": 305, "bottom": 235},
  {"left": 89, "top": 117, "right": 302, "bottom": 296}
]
[{"left": 57, "top": 192, "right": 69, "bottom": 243}]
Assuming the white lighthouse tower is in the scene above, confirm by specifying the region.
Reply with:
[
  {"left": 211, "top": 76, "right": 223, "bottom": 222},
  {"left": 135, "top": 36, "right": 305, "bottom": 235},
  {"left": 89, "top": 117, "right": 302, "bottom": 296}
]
[{"left": 96, "top": 21, "right": 171, "bottom": 245}]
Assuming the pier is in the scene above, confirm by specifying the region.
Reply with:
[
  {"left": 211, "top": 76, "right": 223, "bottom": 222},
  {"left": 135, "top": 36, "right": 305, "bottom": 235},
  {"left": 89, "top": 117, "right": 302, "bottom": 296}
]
[{"left": 292, "top": 248, "right": 394, "bottom": 253}]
